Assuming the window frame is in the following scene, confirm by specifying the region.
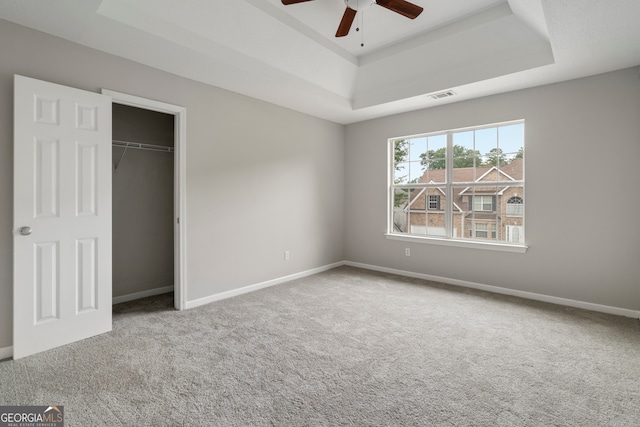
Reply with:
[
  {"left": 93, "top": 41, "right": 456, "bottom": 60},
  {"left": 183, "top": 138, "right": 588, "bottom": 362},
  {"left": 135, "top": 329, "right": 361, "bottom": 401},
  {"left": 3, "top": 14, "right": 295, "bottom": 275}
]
[{"left": 386, "top": 120, "right": 527, "bottom": 253}]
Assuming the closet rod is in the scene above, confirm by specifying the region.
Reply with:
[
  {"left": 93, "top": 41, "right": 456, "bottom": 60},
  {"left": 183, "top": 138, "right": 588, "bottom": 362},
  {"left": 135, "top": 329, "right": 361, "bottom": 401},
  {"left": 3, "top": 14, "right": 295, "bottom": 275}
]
[
  {"left": 112, "top": 139, "right": 174, "bottom": 171},
  {"left": 112, "top": 139, "right": 174, "bottom": 153}
]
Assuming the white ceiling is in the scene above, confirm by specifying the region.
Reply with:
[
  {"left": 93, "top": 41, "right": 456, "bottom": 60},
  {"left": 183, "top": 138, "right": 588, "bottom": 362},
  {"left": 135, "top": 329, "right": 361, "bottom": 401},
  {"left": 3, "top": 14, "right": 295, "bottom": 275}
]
[{"left": 1, "top": 0, "right": 639, "bottom": 124}]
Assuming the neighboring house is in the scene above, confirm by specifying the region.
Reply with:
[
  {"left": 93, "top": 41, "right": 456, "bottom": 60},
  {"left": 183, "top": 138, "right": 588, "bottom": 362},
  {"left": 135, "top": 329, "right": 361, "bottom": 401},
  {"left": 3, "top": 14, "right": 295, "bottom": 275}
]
[{"left": 400, "top": 158, "right": 524, "bottom": 243}]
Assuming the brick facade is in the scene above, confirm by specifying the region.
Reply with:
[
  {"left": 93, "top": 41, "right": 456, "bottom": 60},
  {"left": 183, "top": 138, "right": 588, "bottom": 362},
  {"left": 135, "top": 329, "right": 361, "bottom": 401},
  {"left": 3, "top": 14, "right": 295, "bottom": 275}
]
[{"left": 402, "top": 158, "right": 524, "bottom": 243}]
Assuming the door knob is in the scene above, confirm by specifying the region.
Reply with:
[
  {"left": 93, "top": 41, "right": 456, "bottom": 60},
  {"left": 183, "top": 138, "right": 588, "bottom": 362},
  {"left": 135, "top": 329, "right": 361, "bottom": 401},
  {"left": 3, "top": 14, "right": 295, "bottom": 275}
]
[{"left": 19, "top": 226, "right": 32, "bottom": 236}]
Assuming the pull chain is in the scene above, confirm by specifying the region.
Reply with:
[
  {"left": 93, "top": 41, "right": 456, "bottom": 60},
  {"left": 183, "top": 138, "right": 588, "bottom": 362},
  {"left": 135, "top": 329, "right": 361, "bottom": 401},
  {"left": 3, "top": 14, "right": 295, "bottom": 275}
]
[
  {"left": 352, "top": 0, "right": 365, "bottom": 47},
  {"left": 355, "top": 0, "right": 360, "bottom": 33},
  {"left": 360, "top": 10, "right": 365, "bottom": 47}
]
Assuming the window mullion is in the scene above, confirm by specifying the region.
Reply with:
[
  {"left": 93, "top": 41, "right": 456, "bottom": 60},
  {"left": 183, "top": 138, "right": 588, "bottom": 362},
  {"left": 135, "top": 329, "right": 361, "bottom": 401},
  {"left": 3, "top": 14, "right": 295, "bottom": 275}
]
[{"left": 445, "top": 132, "right": 453, "bottom": 238}]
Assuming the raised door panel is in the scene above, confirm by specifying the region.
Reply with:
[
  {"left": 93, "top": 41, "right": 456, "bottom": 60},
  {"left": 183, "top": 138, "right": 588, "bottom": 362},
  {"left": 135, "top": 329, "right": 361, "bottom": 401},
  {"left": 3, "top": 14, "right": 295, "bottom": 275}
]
[
  {"left": 76, "top": 142, "right": 98, "bottom": 216},
  {"left": 76, "top": 238, "right": 97, "bottom": 313},
  {"left": 34, "top": 138, "right": 60, "bottom": 218},
  {"left": 35, "top": 241, "right": 60, "bottom": 324}
]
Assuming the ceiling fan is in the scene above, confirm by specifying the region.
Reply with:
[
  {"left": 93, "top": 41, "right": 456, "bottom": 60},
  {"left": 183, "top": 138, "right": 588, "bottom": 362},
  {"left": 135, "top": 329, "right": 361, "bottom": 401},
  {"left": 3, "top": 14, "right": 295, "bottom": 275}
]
[{"left": 281, "top": 0, "right": 424, "bottom": 38}]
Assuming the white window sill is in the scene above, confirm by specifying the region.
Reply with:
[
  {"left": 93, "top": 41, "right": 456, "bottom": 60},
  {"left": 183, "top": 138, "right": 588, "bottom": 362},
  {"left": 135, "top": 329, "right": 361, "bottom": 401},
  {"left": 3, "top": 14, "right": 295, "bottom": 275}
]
[{"left": 385, "top": 233, "right": 528, "bottom": 253}]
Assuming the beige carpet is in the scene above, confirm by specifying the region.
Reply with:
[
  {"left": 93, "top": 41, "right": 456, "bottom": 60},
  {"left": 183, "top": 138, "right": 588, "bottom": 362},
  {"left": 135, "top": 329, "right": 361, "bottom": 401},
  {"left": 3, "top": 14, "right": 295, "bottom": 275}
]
[{"left": 1, "top": 266, "right": 639, "bottom": 426}]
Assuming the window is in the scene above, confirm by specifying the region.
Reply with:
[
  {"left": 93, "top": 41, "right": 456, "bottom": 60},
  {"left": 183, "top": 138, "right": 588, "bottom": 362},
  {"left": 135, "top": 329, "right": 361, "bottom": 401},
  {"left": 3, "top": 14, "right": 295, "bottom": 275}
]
[
  {"left": 506, "top": 196, "right": 523, "bottom": 216},
  {"left": 472, "top": 195, "right": 494, "bottom": 212},
  {"left": 428, "top": 195, "right": 441, "bottom": 210},
  {"left": 474, "top": 223, "right": 488, "bottom": 238},
  {"left": 389, "top": 120, "right": 525, "bottom": 248},
  {"left": 470, "top": 223, "right": 497, "bottom": 239}
]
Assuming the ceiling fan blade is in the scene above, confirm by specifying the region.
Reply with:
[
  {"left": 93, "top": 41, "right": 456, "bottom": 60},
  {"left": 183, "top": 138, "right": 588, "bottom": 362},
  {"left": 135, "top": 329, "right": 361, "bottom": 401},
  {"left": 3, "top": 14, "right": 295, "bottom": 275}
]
[
  {"left": 281, "top": 0, "right": 314, "bottom": 4},
  {"left": 336, "top": 7, "right": 357, "bottom": 37},
  {"left": 376, "top": 0, "right": 423, "bottom": 19}
]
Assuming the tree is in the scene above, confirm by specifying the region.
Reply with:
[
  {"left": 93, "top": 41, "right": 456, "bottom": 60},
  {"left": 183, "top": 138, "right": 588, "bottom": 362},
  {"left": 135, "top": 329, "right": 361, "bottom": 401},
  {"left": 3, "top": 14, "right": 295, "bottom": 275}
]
[
  {"left": 393, "top": 140, "right": 409, "bottom": 207},
  {"left": 514, "top": 147, "right": 524, "bottom": 159},
  {"left": 394, "top": 139, "right": 408, "bottom": 167},
  {"left": 483, "top": 148, "right": 507, "bottom": 167},
  {"left": 419, "top": 145, "right": 481, "bottom": 169}
]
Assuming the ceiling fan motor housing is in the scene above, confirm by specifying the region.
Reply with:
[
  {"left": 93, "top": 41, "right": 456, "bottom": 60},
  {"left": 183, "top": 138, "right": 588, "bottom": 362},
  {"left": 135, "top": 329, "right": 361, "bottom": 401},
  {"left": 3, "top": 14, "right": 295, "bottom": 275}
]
[{"left": 344, "top": 0, "right": 376, "bottom": 11}]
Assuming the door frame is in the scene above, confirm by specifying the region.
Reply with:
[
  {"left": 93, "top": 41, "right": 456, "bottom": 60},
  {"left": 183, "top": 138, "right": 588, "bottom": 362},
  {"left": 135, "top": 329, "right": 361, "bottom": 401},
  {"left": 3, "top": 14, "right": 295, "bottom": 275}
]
[{"left": 103, "top": 89, "right": 187, "bottom": 310}]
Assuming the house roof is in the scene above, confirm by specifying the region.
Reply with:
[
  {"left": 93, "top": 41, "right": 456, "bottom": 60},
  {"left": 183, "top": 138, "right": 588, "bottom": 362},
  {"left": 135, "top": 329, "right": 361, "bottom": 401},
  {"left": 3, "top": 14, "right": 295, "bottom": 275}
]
[
  {"left": 418, "top": 158, "right": 523, "bottom": 185},
  {"left": 407, "top": 158, "right": 524, "bottom": 214}
]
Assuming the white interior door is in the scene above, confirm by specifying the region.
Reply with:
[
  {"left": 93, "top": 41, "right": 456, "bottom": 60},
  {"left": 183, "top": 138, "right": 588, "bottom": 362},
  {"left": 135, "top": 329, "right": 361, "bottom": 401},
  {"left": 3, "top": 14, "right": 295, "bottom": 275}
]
[{"left": 13, "top": 75, "right": 112, "bottom": 359}]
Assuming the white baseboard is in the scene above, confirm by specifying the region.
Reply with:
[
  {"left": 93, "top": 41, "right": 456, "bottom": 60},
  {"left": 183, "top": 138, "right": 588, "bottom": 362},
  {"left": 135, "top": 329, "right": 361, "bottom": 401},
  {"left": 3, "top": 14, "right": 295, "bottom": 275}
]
[
  {"left": 0, "top": 345, "right": 13, "bottom": 360},
  {"left": 344, "top": 261, "right": 640, "bottom": 319},
  {"left": 112, "top": 285, "right": 174, "bottom": 305},
  {"left": 186, "top": 262, "right": 345, "bottom": 309}
]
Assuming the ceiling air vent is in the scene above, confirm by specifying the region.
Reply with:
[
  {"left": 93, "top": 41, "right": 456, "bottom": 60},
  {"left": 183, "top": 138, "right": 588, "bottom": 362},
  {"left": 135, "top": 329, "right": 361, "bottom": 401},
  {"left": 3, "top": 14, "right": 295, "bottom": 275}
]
[{"left": 429, "top": 90, "right": 456, "bottom": 100}]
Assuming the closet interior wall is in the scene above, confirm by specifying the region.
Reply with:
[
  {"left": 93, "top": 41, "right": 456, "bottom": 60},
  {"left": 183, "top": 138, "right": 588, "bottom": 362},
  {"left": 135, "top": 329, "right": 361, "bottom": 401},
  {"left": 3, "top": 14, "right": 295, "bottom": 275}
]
[{"left": 112, "top": 104, "right": 175, "bottom": 299}]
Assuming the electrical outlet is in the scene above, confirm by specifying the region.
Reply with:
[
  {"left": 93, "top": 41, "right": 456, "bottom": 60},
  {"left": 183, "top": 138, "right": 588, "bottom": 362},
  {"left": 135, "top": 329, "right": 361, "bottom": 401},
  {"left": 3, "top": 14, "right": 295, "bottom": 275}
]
[
  {"left": 284, "top": 251, "right": 290, "bottom": 261},
  {"left": 405, "top": 248, "right": 410, "bottom": 256}
]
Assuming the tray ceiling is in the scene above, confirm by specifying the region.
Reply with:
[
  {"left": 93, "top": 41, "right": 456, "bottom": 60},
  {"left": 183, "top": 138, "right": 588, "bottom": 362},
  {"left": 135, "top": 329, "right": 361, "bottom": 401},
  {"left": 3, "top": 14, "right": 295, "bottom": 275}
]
[{"left": 1, "top": 0, "right": 639, "bottom": 124}]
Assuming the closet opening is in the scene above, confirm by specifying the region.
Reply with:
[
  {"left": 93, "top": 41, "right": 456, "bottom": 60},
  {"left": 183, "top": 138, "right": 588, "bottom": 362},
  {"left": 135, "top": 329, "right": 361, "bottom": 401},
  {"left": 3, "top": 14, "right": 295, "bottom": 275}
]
[{"left": 105, "top": 89, "right": 187, "bottom": 310}]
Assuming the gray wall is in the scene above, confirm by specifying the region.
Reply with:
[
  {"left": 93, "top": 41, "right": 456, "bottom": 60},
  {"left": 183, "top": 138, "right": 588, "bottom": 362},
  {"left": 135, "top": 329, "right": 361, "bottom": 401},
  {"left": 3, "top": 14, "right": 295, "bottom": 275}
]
[
  {"left": 345, "top": 67, "right": 640, "bottom": 311},
  {"left": 112, "top": 104, "right": 174, "bottom": 298},
  {"left": 0, "top": 20, "right": 345, "bottom": 350}
]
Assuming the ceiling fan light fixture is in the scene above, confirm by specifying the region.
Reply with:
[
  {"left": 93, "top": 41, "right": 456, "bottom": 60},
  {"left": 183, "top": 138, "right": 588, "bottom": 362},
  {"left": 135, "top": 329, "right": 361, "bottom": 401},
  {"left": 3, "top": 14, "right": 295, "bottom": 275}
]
[{"left": 344, "top": 0, "right": 375, "bottom": 11}]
